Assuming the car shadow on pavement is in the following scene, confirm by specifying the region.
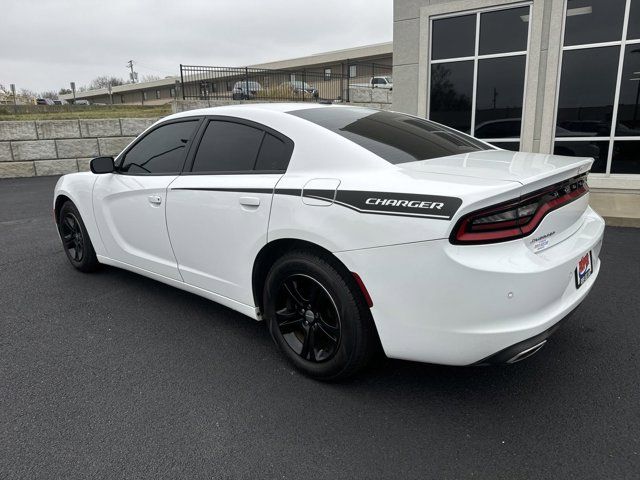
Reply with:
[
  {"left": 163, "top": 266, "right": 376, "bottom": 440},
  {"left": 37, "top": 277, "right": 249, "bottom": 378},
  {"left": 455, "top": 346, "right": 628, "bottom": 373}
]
[{"left": 88, "top": 262, "right": 585, "bottom": 399}]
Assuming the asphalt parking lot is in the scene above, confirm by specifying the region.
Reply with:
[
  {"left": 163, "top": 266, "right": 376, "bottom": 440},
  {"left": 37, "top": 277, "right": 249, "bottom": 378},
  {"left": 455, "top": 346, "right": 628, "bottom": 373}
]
[{"left": 1, "top": 175, "right": 639, "bottom": 479}]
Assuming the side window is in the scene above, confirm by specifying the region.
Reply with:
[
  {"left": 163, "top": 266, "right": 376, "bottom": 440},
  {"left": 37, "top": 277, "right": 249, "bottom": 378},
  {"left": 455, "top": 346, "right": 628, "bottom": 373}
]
[
  {"left": 254, "top": 133, "right": 293, "bottom": 171},
  {"left": 119, "top": 120, "right": 199, "bottom": 174},
  {"left": 192, "top": 121, "right": 264, "bottom": 172}
]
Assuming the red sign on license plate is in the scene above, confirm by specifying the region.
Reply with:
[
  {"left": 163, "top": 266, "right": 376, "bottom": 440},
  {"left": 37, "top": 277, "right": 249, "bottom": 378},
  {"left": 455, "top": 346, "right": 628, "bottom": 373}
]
[{"left": 575, "top": 252, "right": 593, "bottom": 288}]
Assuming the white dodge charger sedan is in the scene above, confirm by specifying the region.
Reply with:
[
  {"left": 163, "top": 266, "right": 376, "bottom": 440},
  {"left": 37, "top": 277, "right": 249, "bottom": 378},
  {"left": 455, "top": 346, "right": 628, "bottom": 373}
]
[{"left": 53, "top": 104, "right": 604, "bottom": 380}]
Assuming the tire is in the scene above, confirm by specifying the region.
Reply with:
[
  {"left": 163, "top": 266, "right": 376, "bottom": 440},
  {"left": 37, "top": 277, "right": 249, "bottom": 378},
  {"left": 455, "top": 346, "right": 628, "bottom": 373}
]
[
  {"left": 263, "top": 250, "right": 377, "bottom": 380},
  {"left": 57, "top": 201, "right": 100, "bottom": 273}
]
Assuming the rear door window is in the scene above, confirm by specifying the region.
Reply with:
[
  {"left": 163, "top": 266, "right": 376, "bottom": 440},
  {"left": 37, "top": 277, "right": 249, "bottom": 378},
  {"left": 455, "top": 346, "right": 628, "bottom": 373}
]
[
  {"left": 191, "top": 120, "right": 293, "bottom": 173},
  {"left": 192, "top": 121, "right": 264, "bottom": 173},
  {"left": 254, "top": 133, "right": 293, "bottom": 171}
]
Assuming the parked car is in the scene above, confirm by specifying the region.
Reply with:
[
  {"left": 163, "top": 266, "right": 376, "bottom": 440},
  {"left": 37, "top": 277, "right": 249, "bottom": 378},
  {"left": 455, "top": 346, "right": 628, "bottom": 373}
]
[
  {"left": 53, "top": 104, "right": 604, "bottom": 380},
  {"left": 35, "top": 98, "right": 55, "bottom": 105},
  {"left": 74, "top": 99, "right": 90, "bottom": 105},
  {"left": 473, "top": 118, "right": 522, "bottom": 138},
  {"left": 350, "top": 76, "right": 393, "bottom": 90},
  {"left": 53, "top": 99, "right": 68, "bottom": 105},
  {"left": 280, "top": 81, "right": 319, "bottom": 98},
  {"left": 232, "top": 81, "right": 263, "bottom": 100}
]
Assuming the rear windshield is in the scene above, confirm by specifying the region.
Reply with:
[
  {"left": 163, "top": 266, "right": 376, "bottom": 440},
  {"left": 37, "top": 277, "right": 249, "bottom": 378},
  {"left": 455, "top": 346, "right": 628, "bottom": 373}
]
[{"left": 289, "top": 107, "right": 493, "bottom": 164}]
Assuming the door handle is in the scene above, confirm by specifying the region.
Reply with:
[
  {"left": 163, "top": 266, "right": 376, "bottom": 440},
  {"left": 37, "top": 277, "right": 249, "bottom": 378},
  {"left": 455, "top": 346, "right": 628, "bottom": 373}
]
[
  {"left": 239, "top": 196, "right": 260, "bottom": 207},
  {"left": 148, "top": 195, "right": 162, "bottom": 205}
]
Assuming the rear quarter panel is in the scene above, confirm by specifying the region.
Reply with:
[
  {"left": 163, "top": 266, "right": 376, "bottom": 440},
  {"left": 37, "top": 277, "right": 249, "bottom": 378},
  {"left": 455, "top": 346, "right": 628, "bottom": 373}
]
[{"left": 269, "top": 168, "right": 521, "bottom": 252}]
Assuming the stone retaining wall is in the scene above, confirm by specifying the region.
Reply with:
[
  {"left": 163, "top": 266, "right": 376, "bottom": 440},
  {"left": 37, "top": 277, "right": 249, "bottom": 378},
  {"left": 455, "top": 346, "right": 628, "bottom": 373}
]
[
  {"left": 0, "top": 118, "right": 158, "bottom": 178},
  {"left": 349, "top": 87, "right": 393, "bottom": 104}
]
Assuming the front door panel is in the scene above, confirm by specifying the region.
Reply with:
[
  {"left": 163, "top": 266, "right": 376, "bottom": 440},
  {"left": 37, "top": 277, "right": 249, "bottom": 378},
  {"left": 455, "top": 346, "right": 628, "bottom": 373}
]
[{"left": 93, "top": 173, "right": 181, "bottom": 280}]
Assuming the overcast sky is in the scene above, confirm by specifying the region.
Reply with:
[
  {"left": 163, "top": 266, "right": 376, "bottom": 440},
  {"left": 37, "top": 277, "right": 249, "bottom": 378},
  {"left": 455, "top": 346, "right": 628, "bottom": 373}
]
[{"left": 2, "top": 0, "right": 392, "bottom": 93}]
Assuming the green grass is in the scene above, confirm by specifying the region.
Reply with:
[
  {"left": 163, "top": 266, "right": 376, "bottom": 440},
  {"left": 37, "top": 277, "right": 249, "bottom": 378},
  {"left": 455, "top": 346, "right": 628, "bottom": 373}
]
[{"left": 0, "top": 104, "right": 172, "bottom": 121}]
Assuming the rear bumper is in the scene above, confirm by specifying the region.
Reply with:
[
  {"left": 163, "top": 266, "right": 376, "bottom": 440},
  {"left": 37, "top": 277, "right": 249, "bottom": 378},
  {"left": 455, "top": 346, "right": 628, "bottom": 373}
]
[
  {"left": 472, "top": 305, "right": 580, "bottom": 365},
  {"left": 335, "top": 206, "right": 605, "bottom": 365}
]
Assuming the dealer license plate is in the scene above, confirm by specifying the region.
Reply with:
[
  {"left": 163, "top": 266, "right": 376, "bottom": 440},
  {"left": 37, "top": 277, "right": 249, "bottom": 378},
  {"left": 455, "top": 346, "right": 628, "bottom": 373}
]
[{"left": 575, "top": 252, "right": 593, "bottom": 289}]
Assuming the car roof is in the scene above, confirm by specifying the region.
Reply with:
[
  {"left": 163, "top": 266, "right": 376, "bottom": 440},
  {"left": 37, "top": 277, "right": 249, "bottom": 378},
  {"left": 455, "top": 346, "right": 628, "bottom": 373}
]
[{"left": 165, "top": 102, "right": 349, "bottom": 121}]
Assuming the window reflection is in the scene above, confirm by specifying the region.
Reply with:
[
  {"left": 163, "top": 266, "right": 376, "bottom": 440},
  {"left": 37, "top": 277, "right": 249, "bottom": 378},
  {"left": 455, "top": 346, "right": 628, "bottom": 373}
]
[
  {"left": 612, "top": 141, "right": 640, "bottom": 173},
  {"left": 431, "top": 15, "right": 476, "bottom": 60},
  {"left": 616, "top": 46, "right": 640, "bottom": 135},
  {"left": 479, "top": 6, "right": 529, "bottom": 55},
  {"left": 490, "top": 142, "right": 520, "bottom": 151},
  {"left": 429, "top": 62, "right": 474, "bottom": 134},
  {"left": 429, "top": 6, "right": 529, "bottom": 143},
  {"left": 554, "top": 141, "right": 609, "bottom": 173},
  {"left": 475, "top": 56, "right": 526, "bottom": 138},
  {"left": 627, "top": 0, "right": 640, "bottom": 40},
  {"left": 563, "top": 0, "right": 626, "bottom": 46},
  {"left": 556, "top": 47, "right": 619, "bottom": 137}
]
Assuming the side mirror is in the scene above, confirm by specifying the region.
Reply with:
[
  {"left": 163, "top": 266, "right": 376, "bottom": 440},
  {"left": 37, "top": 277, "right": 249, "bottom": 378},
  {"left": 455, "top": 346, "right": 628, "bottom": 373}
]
[{"left": 90, "top": 156, "right": 115, "bottom": 174}]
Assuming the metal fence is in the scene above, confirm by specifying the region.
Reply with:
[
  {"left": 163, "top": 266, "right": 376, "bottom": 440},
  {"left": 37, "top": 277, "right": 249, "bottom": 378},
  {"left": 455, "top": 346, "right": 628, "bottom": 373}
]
[{"left": 180, "top": 65, "right": 350, "bottom": 102}]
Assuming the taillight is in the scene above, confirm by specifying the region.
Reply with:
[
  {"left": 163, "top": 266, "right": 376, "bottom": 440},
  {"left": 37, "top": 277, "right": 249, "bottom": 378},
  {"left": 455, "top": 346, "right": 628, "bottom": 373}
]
[{"left": 450, "top": 175, "right": 588, "bottom": 245}]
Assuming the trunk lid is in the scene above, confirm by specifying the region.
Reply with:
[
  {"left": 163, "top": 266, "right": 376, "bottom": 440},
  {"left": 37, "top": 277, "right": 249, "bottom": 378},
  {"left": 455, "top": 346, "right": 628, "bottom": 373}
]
[
  {"left": 400, "top": 150, "right": 594, "bottom": 251},
  {"left": 399, "top": 150, "right": 592, "bottom": 186}
]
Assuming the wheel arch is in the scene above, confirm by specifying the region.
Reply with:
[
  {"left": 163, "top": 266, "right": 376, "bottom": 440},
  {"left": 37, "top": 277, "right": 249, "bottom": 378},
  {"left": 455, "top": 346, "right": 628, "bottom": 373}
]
[
  {"left": 252, "top": 238, "right": 366, "bottom": 316},
  {"left": 53, "top": 177, "right": 106, "bottom": 256},
  {"left": 54, "top": 193, "right": 72, "bottom": 223}
]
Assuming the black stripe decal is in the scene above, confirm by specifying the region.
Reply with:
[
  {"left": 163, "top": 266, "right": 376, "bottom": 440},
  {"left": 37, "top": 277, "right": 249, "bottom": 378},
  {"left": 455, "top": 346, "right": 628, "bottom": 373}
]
[
  {"left": 170, "top": 187, "right": 461, "bottom": 220},
  {"left": 171, "top": 187, "right": 275, "bottom": 194}
]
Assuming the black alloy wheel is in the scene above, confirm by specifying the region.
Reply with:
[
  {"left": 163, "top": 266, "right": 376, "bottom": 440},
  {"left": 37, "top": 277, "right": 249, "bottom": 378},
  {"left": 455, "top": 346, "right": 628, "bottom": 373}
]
[
  {"left": 275, "top": 274, "right": 341, "bottom": 363},
  {"left": 263, "top": 250, "right": 379, "bottom": 380},
  {"left": 57, "top": 201, "right": 100, "bottom": 272},
  {"left": 60, "top": 212, "right": 84, "bottom": 263}
]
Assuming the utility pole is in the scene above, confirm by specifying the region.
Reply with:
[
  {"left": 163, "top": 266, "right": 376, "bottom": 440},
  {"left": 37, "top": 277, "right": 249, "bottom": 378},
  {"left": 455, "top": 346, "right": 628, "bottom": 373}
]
[
  {"left": 10, "top": 84, "right": 16, "bottom": 113},
  {"left": 127, "top": 60, "right": 138, "bottom": 83}
]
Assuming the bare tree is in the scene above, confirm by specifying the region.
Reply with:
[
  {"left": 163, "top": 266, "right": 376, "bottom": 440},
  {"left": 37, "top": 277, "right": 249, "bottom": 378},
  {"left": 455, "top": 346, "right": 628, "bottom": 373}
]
[
  {"left": 20, "top": 88, "right": 37, "bottom": 99},
  {"left": 87, "top": 76, "right": 126, "bottom": 90},
  {"left": 141, "top": 74, "right": 162, "bottom": 83},
  {"left": 39, "top": 90, "right": 59, "bottom": 100}
]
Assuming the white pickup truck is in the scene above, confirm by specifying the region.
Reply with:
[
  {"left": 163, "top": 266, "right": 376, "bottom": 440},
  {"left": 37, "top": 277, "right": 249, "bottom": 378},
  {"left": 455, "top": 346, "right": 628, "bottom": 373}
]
[{"left": 349, "top": 76, "right": 393, "bottom": 90}]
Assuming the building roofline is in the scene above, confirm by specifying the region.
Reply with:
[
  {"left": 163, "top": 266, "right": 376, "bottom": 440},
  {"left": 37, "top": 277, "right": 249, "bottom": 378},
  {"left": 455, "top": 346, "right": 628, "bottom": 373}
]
[
  {"left": 60, "top": 76, "right": 178, "bottom": 100},
  {"left": 60, "top": 41, "right": 393, "bottom": 100},
  {"left": 249, "top": 41, "right": 392, "bottom": 70}
]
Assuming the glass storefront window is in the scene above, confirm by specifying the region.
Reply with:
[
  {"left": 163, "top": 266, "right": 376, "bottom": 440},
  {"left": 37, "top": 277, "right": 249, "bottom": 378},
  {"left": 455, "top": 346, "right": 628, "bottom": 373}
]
[
  {"left": 429, "top": 61, "right": 474, "bottom": 134},
  {"left": 431, "top": 15, "right": 476, "bottom": 60},
  {"left": 479, "top": 6, "right": 530, "bottom": 55},
  {"left": 556, "top": 47, "right": 619, "bottom": 137},
  {"left": 491, "top": 142, "right": 520, "bottom": 151},
  {"left": 563, "top": 0, "right": 626, "bottom": 46},
  {"left": 429, "top": 5, "right": 530, "bottom": 148},
  {"left": 616, "top": 45, "right": 640, "bottom": 135},
  {"left": 611, "top": 141, "right": 640, "bottom": 173},
  {"left": 475, "top": 56, "right": 526, "bottom": 138},
  {"left": 555, "top": 0, "right": 640, "bottom": 175},
  {"left": 554, "top": 141, "right": 610, "bottom": 173},
  {"left": 628, "top": 0, "right": 640, "bottom": 40}
]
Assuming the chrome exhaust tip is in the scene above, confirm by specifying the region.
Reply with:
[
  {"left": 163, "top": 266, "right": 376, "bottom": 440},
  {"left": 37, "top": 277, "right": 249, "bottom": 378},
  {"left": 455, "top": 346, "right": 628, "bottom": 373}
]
[{"left": 506, "top": 340, "right": 547, "bottom": 364}]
